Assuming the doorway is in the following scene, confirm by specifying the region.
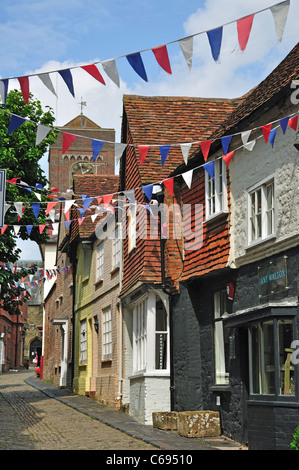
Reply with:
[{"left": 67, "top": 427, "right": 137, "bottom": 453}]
[{"left": 30, "top": 337, "right": 42, "bottom": 366}]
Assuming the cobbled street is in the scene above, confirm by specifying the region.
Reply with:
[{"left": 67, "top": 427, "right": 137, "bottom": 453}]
[{"left": 0, "top": 369, "right": 155, "bottom": 451}]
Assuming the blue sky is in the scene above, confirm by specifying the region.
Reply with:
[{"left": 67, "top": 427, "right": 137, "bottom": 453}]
[{"left": 1, "top": 0, "right": 298, "bottom": 259}]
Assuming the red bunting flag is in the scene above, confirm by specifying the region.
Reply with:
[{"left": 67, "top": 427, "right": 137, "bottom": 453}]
[
  {"left": 138, "top": 145, "right": 150, "bottom": 165},
  {"left": 288, "top": 115, "right": 298, "bottom": 131},
  {"left": 152, "top": 45, "right": 172, "bottom": 74},
  {"left": 163, "top": 178, "right": 174, "bottom": 196},
  {"left": 46, "top": 201, "right": 57, "bottom": 215},
  {"left": 39, "top": 225, "right": 46, "bottom": 234},
  {"left": 18, "top": 76, "right": 30, "bottom": 104},
  {"left": 262, "top": 124, "right": 272, "bottom": 143},
  {"left": 81, "top": 64, "right": 106, "bottom": 85},
  {"left": 237, "top": 14, "right": 254, "bottom": 51},
  {"left": 62, "top": 132, "right": 77, "bottom": 153},
  {"left": 1, "top": 225, "right": 7, "bottom": 235},
  {"left": 103, "top": 194, "right": 114, "bottom": 208},
  {"left": 222, "top": 151, "right": 234, "bottom": 168},
  {"left": 201, "top": 140, "right": 213, "bottom": 161}
]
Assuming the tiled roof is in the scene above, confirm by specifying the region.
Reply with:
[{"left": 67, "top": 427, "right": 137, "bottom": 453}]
[
  {"left": 122, "top": 95, "right": 243, "bottom": 185},
  {"left": 69, "top": 174, "right": 120, "bottom": 242},
  {"left": 212, "top": 42, "right": 299, "bottom": 138}
]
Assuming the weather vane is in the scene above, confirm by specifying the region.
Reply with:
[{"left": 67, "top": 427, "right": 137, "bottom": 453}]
[{"left": 79, "top": 97, "right": 87, "bottom": 115}]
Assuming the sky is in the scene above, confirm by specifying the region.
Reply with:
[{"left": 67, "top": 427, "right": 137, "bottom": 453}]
[{"left": 1, "top": 0, "right": 298, "bottom": 260}]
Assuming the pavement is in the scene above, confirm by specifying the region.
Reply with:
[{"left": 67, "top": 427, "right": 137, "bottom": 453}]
[{"left": 25, "top": 372, "right": 248, "bottom": 451}]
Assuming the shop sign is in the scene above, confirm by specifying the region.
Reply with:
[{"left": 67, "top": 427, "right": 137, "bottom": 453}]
[{"left": 258, "top": 256, "right": 288, "bottom": 298}]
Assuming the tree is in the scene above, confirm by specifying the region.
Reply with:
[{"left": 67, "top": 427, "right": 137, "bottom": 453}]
[{"left": 0, "top": 89, "right": 58, "bottom": 314}]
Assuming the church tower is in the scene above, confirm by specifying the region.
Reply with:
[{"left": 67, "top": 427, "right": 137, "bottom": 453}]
[{"left": 48, "top": 114, "right": 115, "bottom": 194}]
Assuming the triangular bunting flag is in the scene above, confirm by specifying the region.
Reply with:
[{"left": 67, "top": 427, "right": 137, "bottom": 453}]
[
  {"left": 92, "top": 139, "right": 104, "bottom": 162},
  {"left": 115, "top": 143, "right": 127, "bottom": 162},
  {"left": 26, "top": 225, "right": 33, "bottom": 236},
  {"left": 126, "top": 52, "right": 148, "bottom": 82},
  {"left": 207, "top": 26, "right": 223, "bottom": 62},
  {"left": 159, "top": 145, "right": 170, "bottom": 167},
  {"left": 58, "top": 69, "right": 75, "bottom": 97},
  {"left": 138, "top": 145, "right": 149, "bottom": 166},
  {"left": 221, "top": 135, "right": 232, "bottom": 155},
  {"left": 288, "top": 115, "right": 298, "bottom": 131},
  {"left": 31, "top": 203, "right": 40, "bottom": 221},
  {"left": 18, "top": 76, "right": 30, "bottom": 104},
  {"left": 13, "top": 225, "right": 21, "bottom": 236},
  {"left": 46, "top": 201, "right": 57, "bottom": 215},
  {"left": 152, "top": 45, "right": 172, "bottom": 74},
  {"left": 36, "top": 124, "right": 51, "bottom": 145},
  {"left": 83, "top": 197, "right": 94, "bottom": 213},
  {"left": 262, "top": 124, "right": 272, "bottom": 143},
  {"left": 38, "top": 73, "right": 57, "bottom": 97},
  {"left": 65, "top": 221, "right": 72, "bottom": 230},
  {"left": 203, "top": 161, "right": 215, "bottom": 179},
  {"left": 123, "top": 190, "right": 135, "bottom": 204},
  {"left": 241, "top": 130, "right": 251, "bottom": 145},
  {"left": 7, "top": 115, "right": 26, "bottom": 134},
  {"left": 270, "top": 0, "right": 290, "bottom": 42},
  {"left": 178, "top": 37, "right": 193, "bottom": 71},
  {"left": 237, "top": 14, "right": 254, "bottom": 51},
  {"left": 0, "top": 79, "right": 9, "bottom": 106},
  {"left": 142, "top": 183, "right": 153, "bottom": 202},
  {"left": 14, "top": 202, "right": 23, "bottom": 219},
  {"left": 201, "top": 140, "right": 212, "bottom": 161},
  {"left": 163, "top": 178, "right": 174, "bottom": 196},
  {"left": 180, "top": 143, "right": 192, "bottom": 165},
  {"left": 280, "top": 116, "right": 289, "bottom": 134},
  {"left": 103, "top": 194, "right": 113, "bottom": 208},
  {"left": 268, "top": 128, "right": 277, "bottom": 147},
  {"left": 102, "top": 59, "right": 120, "bottom": 87},
  {"left": 62, "top": 132, "right": 76, "bottom": 153},
  {"left": 81, "top": 64, "right": 106, "bottom": 85},
  {"left": 39, "top": 225, "right": 46, "bottom": 234},
  {"left": 182, "top": 169, "right": 193, "bottom": 189},
  {"left": 222, "top": 151, "right": 234, "bottom": 167}
]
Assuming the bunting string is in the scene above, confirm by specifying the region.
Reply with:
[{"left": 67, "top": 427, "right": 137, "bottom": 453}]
[
  {"left": 2, "top": 108, "right": 298, "bottom": 236},
  {"left": 0, "top": 1, "right": 291, "bottom": 105}
]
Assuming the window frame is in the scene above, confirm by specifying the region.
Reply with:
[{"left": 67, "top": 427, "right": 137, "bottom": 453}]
[
  {"left": 102, "top": 306, "right": 112, "bottom": 360},
  {"left": 80, "top": 319, "right": 87, "bottom": 364},
  {"left": 214, "top": 289, "right": 230, "bottom": 385},
  {"left": 205, "top": 158, "right": 228, "bottom": 221},
  {"left": 96, "top": 242, "right": 104, "bottom": 281},
  {"left": 128, "top": 204, "right": 136, "bottom": 252},
  {"left": 247, "top": 176, "right": 275, "bottom": 246},
  {"left": 112, "top": 223, "right": 121, "bottom": 269}
]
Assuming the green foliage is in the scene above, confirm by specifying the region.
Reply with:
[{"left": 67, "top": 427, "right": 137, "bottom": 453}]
[
  {"left": 0, "top": 90, "right": 58, "bottom": 314},
  {"left": 290, "top": 426, "right": 299, "bottom": 450}
]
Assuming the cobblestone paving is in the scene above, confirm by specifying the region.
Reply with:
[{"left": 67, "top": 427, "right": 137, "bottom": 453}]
[{"left": 0, "top": 370, "right": 155, "bottom": 451}]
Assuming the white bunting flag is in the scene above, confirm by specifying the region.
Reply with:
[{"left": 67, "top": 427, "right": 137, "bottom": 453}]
[
  {"left": 182, "top": 169, "right": 194, "bottom": 189},
  {"left": 178, "top": 37, "right": 193, "bottom": 71},
  {"left": 180, "top": 143, "right": 192, "bottom": 165},
  {"left": 36, "top": 124, "right": 51, "bottom": 145},
  {"left": 102, "top": 59, "right": 120, "bottom": 87},
  {"left": 270, "top": 0, "right": 290, "bottom": 41},
  {"left": 38, "top": 73, "right": 57, "bottom": 96}
]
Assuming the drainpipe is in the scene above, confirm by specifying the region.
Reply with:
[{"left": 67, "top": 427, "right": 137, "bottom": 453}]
[
  {"left": 71, "top": 260, "right": 77, "bottom": 387},
  {"left": 117, "top": 215, "right": 124, "bottom": 402}
]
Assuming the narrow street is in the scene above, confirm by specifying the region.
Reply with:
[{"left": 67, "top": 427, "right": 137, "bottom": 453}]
[{"left": 0, "top": 369, "right": 155, "bottom": 451}]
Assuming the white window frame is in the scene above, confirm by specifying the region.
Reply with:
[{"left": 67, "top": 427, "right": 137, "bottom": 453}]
[
  {"left": 205, "top": 158, "right": 228, "bottom": 220},
  {"left": 128, "top": 204, "right": 136, "bottom": 252},
  {"left": 113, "top": 224, "right": 121, "bottom": 269},
  {"left": 102, "top": 306, "right": 112, "bottom": 360},
  {"left": 96, "top": 243, "right": 104, "bottom": 281},
  {"left": 248, "top": 176, "right": 275, "bottom": 246},
  {"left": 80, "top": 319, "right": 87, "bottom": 364},
  {"left": 132, "top": 292, "right": 170, "bottom": 376},
  {"left": 214, "top": 290, "right": 229, "bottom": 385},
  {"left": 83, "top": 249, "right": 90, "bottom": 280}
]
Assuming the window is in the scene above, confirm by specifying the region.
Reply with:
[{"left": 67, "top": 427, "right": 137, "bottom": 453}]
[
  {"left": 102, "top": 306, "right": 112, "bottom": 360},
  {"left": 133, "top": 298, "right": 147, "bottom": 372},
  {"left": 80, "top": 320, "right": 87, "bottom": 363},
  {"left": 96, "top": 243, "right": 104, "bottom": 281},
  {"left": 84, "top": 249, "right": 90, "bottom": 279},
  {"left": 248, "top": 318, "right": 295, "bottom": 396},
  {"left": 113, "top": 224, "right": 121, "bottom": 269},
  {"left": 132, "top": 294, "right": 169, "bottom": 375},
  {"left": 214, "top": 290, "right": 229, "bottom": 384},
  {"left": 128, "top": 204, "right": 136, "bottom": 252},
  {"left": 248, "top": 178, "right": 275, "bottom": 244},
  {"left": 205, "top": 159, "right": 227, "bottom": 220}
]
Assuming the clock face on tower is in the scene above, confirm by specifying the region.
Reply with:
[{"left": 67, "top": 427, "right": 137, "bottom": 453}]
[{"left": 71, "top": 161, "right": 94, "bottom": 178}]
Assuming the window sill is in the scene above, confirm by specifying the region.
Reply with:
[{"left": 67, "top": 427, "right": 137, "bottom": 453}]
[
  {"left": 128, "top": 370, "right": 170, "bottom": 380},
  {"left": 110, "top": 266, "right": 119, "bottom": 275},
  {"left": 101, "top": 359, "right": 112, "bottom": 368},
  {"left": 210, "top": 384, "right": 231, "bottom": 392},
  {"left": 246, "top": 234, "right": 276, "bottom": 251},
  {"left": 94, "top": 278, "right": 103, "bottom": 287},
  {"left": 204, "top": 211, "right": 229, "bottom": 229}
]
